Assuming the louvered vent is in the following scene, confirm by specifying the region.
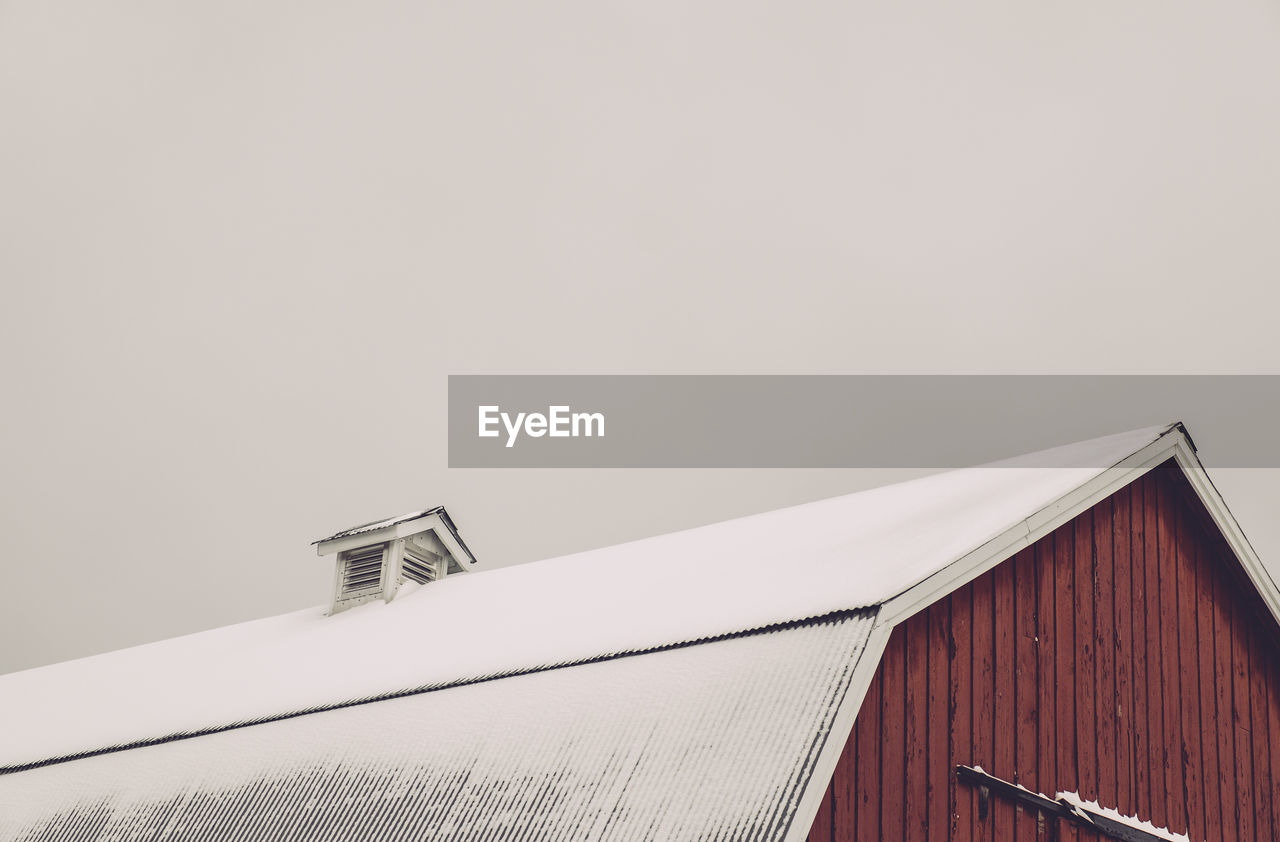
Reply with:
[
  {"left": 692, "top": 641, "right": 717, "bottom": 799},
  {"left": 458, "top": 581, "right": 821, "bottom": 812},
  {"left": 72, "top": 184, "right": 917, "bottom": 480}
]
[
  {"left": 402, "top": 545, "right": 440, "bottom": 584},
  {"left": 316, "top": 506, "right": 478, "bottom": 615},
  {"left": 340, "top": 545, "right": 385, "bottom": 595}
]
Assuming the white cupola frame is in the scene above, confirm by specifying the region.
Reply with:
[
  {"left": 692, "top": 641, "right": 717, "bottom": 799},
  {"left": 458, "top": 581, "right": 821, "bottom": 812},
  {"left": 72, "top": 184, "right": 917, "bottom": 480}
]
[{"left": 314, "top": 507, "right": 476, "bottom": 615}]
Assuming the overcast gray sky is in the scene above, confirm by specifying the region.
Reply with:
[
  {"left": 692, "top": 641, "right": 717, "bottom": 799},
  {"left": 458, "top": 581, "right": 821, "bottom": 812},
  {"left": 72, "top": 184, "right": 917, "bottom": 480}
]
[{"left": 3, "top": 0, "right": 1279, "bottom": 675}]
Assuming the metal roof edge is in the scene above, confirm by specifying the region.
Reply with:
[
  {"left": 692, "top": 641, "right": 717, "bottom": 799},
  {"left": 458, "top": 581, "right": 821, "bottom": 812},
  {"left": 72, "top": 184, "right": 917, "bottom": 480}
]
[
  {"left": 875, "top": 422, "right": 1185, "bottom": 629},
  {"left": 779, "top": 609, "right": 892, "bottom": 842},
  {"left": 0, "top": 607, "right": 878, "bottom": 778},
  {"left": 311, "top": 506, "right": 448, "bottom": 546},
  {"left": 1168, "top": 432, "right": 1280, "bottom": 630}
]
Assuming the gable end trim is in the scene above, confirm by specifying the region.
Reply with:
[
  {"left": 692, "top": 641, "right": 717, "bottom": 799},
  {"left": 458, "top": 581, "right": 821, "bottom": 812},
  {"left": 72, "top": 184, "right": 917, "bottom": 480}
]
[
  {"left": 875, "top": 429, "right": 1184, "bottom": 630},
  {"left": 876, "top": 424, "right": 1280, "bottom": 641}
]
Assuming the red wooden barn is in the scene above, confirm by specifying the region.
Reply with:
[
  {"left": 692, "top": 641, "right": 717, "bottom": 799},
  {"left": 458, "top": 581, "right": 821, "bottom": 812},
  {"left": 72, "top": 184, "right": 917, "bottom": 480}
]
[
  {"left": 804, "top": 424, "right": 1280, "bottom": 842},
  {"left": 0, "top": 422, "right": 1275, "bottom": 842}
]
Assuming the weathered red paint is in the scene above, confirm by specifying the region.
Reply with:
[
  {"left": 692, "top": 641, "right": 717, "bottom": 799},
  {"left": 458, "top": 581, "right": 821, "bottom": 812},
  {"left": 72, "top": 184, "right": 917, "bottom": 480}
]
[{"left": 807, "top": 464, "right": 1280, "bottom": 842}]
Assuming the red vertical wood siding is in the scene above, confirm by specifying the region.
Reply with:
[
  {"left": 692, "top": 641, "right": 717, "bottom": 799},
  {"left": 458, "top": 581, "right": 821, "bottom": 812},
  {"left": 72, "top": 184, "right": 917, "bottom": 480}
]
[{"left": 806, "top": 465, "right": 1280, "bottom": 842}]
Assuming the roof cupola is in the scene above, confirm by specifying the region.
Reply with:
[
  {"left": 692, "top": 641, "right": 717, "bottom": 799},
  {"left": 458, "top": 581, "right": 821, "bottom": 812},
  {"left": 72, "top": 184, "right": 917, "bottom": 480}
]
[{"left": 314, "top": 507, "right": 476, "bottom": 614}]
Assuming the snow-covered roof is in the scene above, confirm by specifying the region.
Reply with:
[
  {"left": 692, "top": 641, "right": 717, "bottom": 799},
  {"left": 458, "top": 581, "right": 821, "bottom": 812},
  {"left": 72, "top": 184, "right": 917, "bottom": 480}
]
[
  {"left": 0, "top": 424, "right": 1177, "bottom": 772},
  {"left": 314, "top": 505, "right": 449, "bottom": 544},
  {"left": 0, "top": 612, "right": 875, "bottom": 842}
]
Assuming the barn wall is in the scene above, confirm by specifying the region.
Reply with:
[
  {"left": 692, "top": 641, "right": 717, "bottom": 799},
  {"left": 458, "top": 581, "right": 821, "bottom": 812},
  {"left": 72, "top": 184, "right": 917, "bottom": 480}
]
[{"left": 806, "top": 464, "right": 1280, "bottom": 842}]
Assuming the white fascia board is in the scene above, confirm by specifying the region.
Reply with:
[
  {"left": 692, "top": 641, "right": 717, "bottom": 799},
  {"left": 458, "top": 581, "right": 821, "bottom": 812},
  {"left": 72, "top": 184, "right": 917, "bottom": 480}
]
[
  {"left": 430, "top": 520, "right": 477, "bottom": 570},
  {"left": 393, "top": 514, "right": 441, "bottom": 540},
  {"left": 875, "top": 429, "right": 1184, "bottom": 630},
  {"left": 1169, "top": 438, "right": 1280, "bottom": 629},
  {"left": 781, "top": 615, "right": 892, "bottom": 842},
  {"left": 316, "top": 526, "right": 397, "bottom": 557},
  {"left": 315, "top": 515, "right": 445, "bottom": 556},
  {"left": 396, "top": 513, "right": 474, "bottom": 569}
]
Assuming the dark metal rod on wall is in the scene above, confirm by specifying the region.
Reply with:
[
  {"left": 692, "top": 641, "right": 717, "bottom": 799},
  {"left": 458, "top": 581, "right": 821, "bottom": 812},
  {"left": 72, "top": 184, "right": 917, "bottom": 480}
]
[{"left": 955, "top": 765, "right": 1184, "bottom": 842}]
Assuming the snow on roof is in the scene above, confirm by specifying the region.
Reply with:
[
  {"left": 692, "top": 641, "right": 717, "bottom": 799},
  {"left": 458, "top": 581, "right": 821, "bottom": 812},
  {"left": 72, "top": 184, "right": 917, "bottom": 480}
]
[
  {"left": 0, "top": 424, "right": 1175, "bottom": 770},
  {"left": 0, "top": 613, "right": 875, "bottom": 842},
  {"left": 313, "top": 505, "right": 451, "bottom": 543}
]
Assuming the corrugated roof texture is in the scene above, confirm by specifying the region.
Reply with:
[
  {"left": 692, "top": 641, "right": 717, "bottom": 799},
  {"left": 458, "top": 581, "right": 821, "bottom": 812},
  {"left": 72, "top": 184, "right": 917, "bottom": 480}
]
[
  {"left": 315, "top": 506, "right": 446, "bottom": 544},
  {"left": 0, "top": 612, "right": 875, "bottom": 842}
]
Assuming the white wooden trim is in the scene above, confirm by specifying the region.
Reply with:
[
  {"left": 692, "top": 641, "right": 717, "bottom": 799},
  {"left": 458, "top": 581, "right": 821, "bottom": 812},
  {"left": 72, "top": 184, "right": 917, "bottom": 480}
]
[
  {"left": 381, "top": 538, "right": 405, "bottom": 603},
  {"left": 327, "top": 546, "right": 347, "bottom": 616},
  {"left": 407, "top": 529, "right": 448, "bottom": 559},
  {"left": 781, "top": 616, "right": 892, "bottom": 842},
  {"left": 1170, "top": 439, "right": 1280, "bottom": 628},
  {"left": 317, "top": 527, "right": 397, "bottom": 558},
  {"left": 876, "top": 431, "right": 1183, "bottom": 630},
  {"left": 432, "top": 521, "right": 477, "bottom": 570},
  {"left": 404, "top": 513, "right": 476, "bottom": 569},
  {"left": 393, "top": 514, "right": 441, "bottom": 540},
  {"left": 877, "top": 426, "right": 1280, "bottom": 633},
  {"left": 318, "top": 514, "right": 476, "bottom": 570},
  {"left": 316, "top": 516, "right": 443, "bottom": 556}
]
